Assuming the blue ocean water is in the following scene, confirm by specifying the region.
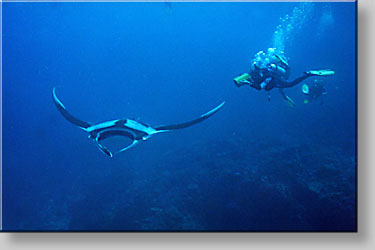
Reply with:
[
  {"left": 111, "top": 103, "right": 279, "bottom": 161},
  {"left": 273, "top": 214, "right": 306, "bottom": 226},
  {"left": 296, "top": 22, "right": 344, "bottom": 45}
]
[{"left": 2, "top": 2, "right": 356, "bottom": 231}]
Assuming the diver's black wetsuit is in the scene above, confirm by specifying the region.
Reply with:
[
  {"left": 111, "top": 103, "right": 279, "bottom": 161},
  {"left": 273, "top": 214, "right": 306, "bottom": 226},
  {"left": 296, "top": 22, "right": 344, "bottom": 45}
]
[{"left": 249, "top": 73, "right": 311, "bottom": 91}]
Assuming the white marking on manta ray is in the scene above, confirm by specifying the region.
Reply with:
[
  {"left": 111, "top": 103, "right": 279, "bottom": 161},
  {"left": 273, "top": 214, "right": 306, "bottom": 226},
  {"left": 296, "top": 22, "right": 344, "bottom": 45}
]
[
  {"left": 124, "top": 119, "right": 157, "bottom": 135},
  {"left": 86, "top": 120, "right": 118, "bottom": 133}
]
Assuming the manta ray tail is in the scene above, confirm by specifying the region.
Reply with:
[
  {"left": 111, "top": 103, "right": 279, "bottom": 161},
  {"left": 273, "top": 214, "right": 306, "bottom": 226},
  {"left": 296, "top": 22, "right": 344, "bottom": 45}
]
[
  {"left": 52, "top": 88, "right": 92, "bottom": 129},
  {"left": 155, "top": 101, "right": 225, "bottom": 131}
]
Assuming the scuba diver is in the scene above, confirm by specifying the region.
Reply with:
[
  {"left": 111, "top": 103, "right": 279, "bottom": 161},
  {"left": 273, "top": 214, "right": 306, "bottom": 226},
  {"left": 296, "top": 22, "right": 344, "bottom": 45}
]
[
  {"left": 301, "top": 79, "right": 327, "bottom": 104},
  {"left": 234, "top": 48, "right": 334, "bottom": 106}
]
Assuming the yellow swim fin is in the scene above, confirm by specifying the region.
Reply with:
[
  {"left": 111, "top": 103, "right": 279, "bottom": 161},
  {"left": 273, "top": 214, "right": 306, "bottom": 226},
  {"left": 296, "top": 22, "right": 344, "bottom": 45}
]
[
  {"left": 306, "top": 69, "right": 335, "bottom": 76},
  {"left": 285, "top": 95, "right": 295, "bottom": 107}
]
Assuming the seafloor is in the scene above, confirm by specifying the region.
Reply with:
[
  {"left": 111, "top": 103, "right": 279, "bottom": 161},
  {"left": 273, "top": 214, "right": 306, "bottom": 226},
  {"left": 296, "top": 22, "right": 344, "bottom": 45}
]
[{"left": 30, "top": 134, "right": 355, "bottom": 232}]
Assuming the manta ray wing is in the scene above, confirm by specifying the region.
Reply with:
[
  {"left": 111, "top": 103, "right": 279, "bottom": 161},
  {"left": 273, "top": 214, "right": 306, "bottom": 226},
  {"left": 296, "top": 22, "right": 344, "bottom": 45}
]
[
  {"left": 52, "top": 88, "right": 91, "bottom": 129},
  {"left": 53, "top": 87, "right": 225, "bottom": 157},
  {"left": 155, "top": 101, "right": 225, "bottom": 131}
]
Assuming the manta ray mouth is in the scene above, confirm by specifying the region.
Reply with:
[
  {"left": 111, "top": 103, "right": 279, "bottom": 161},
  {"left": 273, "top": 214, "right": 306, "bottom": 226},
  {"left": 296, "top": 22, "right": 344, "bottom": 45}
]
[{"left": 96, "top": 129, "right": 138, "bottom": 156}]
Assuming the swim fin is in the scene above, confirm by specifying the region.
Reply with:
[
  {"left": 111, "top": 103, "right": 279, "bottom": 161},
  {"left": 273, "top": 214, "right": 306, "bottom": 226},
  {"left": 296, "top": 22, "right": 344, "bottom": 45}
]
[
  {"left": 285, "top": 95, "right": 295, "bottom": 107},
  {"left": 305, "top": 69, "right": 335, "bottom": 76},
  {"left": 279, "top": 88, "right": 295, "bottom": 107}
]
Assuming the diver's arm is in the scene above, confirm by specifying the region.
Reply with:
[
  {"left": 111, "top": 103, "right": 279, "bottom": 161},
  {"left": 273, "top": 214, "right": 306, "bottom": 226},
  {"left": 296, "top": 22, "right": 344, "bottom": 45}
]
[
  {"left": 264, "top": 78, "right": 276, "bottom": 91},
  {"left": 250, "top": 74, "right": 270, "bottom": 90},
  {"left": 236, "top": 78, "right": 262, "bottom": 90},
  {"left": 248, "top": 82, "right": 262, "bottom": 90}
]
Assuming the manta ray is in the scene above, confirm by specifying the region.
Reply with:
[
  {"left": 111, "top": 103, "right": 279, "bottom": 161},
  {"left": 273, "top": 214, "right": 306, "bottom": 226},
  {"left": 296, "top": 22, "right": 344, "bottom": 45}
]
[{"left": 52, "top": 88, "right": 225, "bottom": 157}]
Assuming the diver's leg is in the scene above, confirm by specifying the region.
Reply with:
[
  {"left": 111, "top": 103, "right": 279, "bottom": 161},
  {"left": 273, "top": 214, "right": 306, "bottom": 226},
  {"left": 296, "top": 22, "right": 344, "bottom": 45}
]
[
  {"left": 281, "top": 74, "right": 311, "bottom": 88},
  {"left": 279, "top": 88, "right": 288, "bottom": 99}
]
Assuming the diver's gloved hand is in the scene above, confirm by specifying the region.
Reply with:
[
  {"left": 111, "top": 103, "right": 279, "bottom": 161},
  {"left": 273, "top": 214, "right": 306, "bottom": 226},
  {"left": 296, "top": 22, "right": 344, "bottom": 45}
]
[
  {"left": 260, "top": 77, "right": 272, "bottom": 89},
  {"left": 234, "top": 73, "right": 251, "bottom": 87}
]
